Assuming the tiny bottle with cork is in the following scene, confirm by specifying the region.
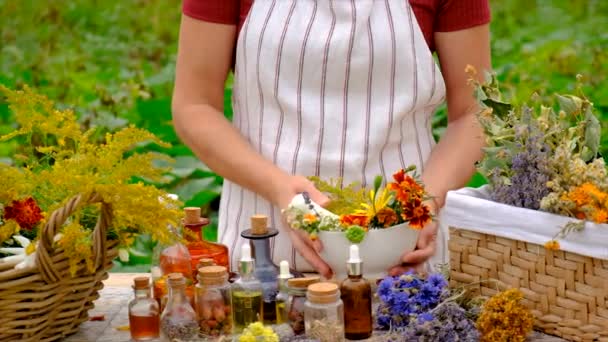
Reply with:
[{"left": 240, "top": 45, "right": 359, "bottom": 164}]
[
  {"left": 340, "top": 245, "right": 372, "bottom": 340},
  {"left": 182, "top": 207, "right": 230, "bottom": 276},
  {"left": 241, "top": 214, "right": 302, "bottom": 325},
  {"left": 128, "top": 276, "right": 160, "bottom": 341},
  {"left": 231, "top": 243, "right": 264, "bottom": 334},
  {"left": 195, "top": 265, "right": 232, "bottom": 338},
  {"left": 275, "top": 260, "right": 293, "bottom": 324},
  {"left": 160, "top": 273, "right": 199, "bottom": 341}
]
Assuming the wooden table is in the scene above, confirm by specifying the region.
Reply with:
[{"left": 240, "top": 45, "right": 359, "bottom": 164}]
[{"left": 63, "top": 273, "right": 566, "bottom": 342}]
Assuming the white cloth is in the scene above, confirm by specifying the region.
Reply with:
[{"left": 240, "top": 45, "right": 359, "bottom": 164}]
[
  {"left": 219, "top": 0, "right": 447, "bottom": 271},
  {"left": 441, "top": 186, "right": 608, "bottom": 260}
]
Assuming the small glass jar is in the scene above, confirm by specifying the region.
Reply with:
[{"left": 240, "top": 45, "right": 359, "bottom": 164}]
[
  {"left": 304, "top": 282, "right": 345, "bottom": 342},
  {"left": 287, "top": 277, "right": 320, "bottom": 335},
  {"left": 160, "top": 273, "right": 200, "bottom": 341},
  {"left": 195, "top": 266, "right": 232, "bottom": 338},
  {"left": 128, "top": 277, "right": 160, "bottom": 341}
]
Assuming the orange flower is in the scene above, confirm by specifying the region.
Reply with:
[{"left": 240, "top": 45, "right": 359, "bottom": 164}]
[
  {"left": 3, "top": 197, "right": 44, "bottom": 230},
  {"left": 340, "top": 213, "right": 369, "bottom": 228},
  {"left": 592, "top": 209, "right": 608, "bottom": 224},
  {"left": 303, "top": 213, "right": 318, "bottom": 224},
  {"left": 401, "top": 199, "right": 431, "bottom": 230},
  {"left": 388, "top": 169, "right": 425, "bottom": 204},
  {"left": 544, "top": 240, "right": 560, "bottom": 251},
  {"left": 375, "top": 207, "right": 398, "bottom": 228}
]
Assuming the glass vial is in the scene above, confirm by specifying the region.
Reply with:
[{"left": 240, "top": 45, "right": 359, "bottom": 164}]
[
  {"left": 160, "top": 273, "right": 199, "bottom": 341},
  {"left": 195, "top": 265, "right": 232, "bottom": 338},
  {"left": 304, "top": 282, "right": 345, "bottom": 342},
  {"left": 287, "top": 276, "right": 320, "bottom": 336},
  {"left": 340, "top": 245, "right": 372, "bottom": 340},
  {"left": 231, "top": 243, "right": 263, "bottom": 334},
  {"left": 128, "top": 277, "right": 160, "bottom": 341},
  {"left": 275, "top": 260, "right": 293, "bottom": 324}
]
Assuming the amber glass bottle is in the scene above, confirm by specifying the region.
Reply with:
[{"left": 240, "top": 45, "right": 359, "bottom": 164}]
[
  {"left": 182, "top": 207, "right": 230, "bottom": 276},
  {"left": 340, "top": 245, "right": 372, "bottom": 340}
]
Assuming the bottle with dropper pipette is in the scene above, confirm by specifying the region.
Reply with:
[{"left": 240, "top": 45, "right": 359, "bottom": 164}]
[
  {"left": 275, "top": 260, "right": 293, "bottom": 324},
  {"left": 230, "top": 243, "right": 263, "bottom": 334},
  {"left": 340, "top": 244, "right": 372, "bottom": 340}
]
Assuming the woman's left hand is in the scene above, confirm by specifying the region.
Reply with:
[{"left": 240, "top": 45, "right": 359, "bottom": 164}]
[{"left": 387, "top": 220, "right": 438, "bottom": 276}]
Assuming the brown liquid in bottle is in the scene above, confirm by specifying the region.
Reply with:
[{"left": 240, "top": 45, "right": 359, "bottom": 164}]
[{"left": 341, "top": 274, "right": 372, "bottom": 340}]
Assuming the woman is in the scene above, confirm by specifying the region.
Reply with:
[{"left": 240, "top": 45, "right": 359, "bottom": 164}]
[{"left": 172, "top": 0, "right": 491, "bottom": 279}]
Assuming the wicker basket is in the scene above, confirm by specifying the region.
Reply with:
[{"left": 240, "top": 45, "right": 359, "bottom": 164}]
[
  {"left": 449, "top": 228, "right": 608, "bottom": 342},
  {"left": 0, "top": 193, "right": 118, "bottom": 342}
]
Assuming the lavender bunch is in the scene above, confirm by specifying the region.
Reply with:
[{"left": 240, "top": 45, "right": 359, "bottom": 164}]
[
  {"left": 490, "top": 131, "right": 553, "bottom": 209},
  {"left": 375, "top": 272, "right": 449, "bottom": 330}
]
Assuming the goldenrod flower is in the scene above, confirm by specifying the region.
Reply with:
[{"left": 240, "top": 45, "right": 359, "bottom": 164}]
[{"left": 544, "top": 240, "right": 560, "bottom": 251}]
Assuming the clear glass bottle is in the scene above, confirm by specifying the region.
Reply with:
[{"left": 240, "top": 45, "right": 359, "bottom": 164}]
[
  {"left": 340, "top": 245, "right": 372, "bottom": 340},
  {"left": 231, "top": 243, "right": 263, "bottom": 334},
  {"left": 195, "top": 265, "right": 233, "bottom": 338},
  {"left": 182, "top": 207, "right": 230, "bottom": 276},
  {"left": 304, "top": 282, "right": 345, "bottom": 342},
  {"left": 287, "top": 276, "right": 320, "bottom": 335},
  {"left": 128, "top": 277, "right": 160, "bottom": 341},
  {"left": 160, "top": 273, "right": 199, "bottom": 341},
  {"left": 275, "top": 260, "right": 293, "bottom": 324}
]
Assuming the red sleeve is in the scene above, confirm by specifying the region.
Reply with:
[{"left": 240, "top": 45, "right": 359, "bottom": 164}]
[
  {"left": 435, "top": 0, "right": 491, "bottom": 32},
  {"left": 182, "top": 0, "right": 239, "bottom": 25}
]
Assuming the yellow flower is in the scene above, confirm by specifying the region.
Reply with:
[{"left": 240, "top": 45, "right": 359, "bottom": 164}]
[
  {"left": 544, "top": 240, "right": 560, "bottom": 251},
  {"left": 248, "top": 322, "right": 265, "bottom": 336},
  {"left": 592, "top": 209, "right": 608, "bottom": 224},
  {"left": 477, "top": 289, "right": 534, "bottom": 342},
  {"left": 358, "top": 188, "right": 392, "bottom": 220},
  {"left": 0, "top": 221, "right": 21, "bottom": 245},
  {"left": 238, "top": 333, "right": 256, "bottom": 342}
]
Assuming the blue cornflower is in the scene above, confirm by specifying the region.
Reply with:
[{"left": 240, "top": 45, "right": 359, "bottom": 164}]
[{"left": 417, "top": 312, "right": 434, "bottom": 323}]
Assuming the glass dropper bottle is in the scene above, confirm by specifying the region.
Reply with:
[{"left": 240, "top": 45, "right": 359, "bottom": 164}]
[
  {"left": 231, "top": 243, "right": 263, "bottom": 334},
  {"left": 340, "top": 245, "right": 372, "bottom": 340}
]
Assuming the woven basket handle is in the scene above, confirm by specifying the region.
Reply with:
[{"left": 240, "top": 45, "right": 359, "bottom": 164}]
[{"left": 35, "top": 192, "right": 112, "bottom": 284}]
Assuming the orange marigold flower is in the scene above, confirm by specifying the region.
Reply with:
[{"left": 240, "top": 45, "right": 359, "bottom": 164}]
[
  {"left": 340, "top": 213, "right": 369, "bottom": 228},
  {"left": 544, "top": 240, "right": 560, "bottom": 251},
  {"left": 401, "top": 199, "right": 431, "bottom": 230},
  {"left": 3, "top": 197, "right": 44, "bottom": 230},
  {"left": 592, "top": 209, "right": 608, "bottom": 224},
  {"left": 303, "top": 213, "right": 318, "bottom": 224},
  {"left": 388, "top": 173, "right": 424, "bottom": 204},
  {"left": 376, "top": 207, "right": 398, "bottom": 228}
]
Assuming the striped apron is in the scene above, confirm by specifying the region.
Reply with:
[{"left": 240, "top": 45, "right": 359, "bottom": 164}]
[{"left": 218, "top": 0, "right": 448, "bottom": 272}]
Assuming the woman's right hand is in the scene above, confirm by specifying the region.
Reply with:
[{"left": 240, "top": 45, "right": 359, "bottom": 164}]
[{"left": 274, "top": 175, "right": 334, "bottom": 279}]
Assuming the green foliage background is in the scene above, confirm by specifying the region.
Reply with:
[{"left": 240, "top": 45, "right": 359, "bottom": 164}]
[{"left": 1, "top": 1, "right": 607, "bottom": 269}]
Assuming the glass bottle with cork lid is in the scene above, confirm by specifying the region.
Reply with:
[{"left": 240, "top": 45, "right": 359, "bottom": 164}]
[
  {"left": 160, "top": 273, "right": 199, "bottom": 341},
  {"left": 305, "top": 282, "right": 345, "bottom": 342},
  {"left": 128, "top": 276, "right": 160, "bottom": 341},
  {"left": 231, "top": 243, "right": 264, "bottom": 334},
  {"left": 182, "top": 206, "right": 230, "bottom": 276},
  {"left": 340, "top": 245, "right": 372, "bottom": 340},
  {"left": 286, "top": 276, "right": 320, "bottom": 336},
  {"left": 195, "top": 265, "right": 232, "bottom": 338}
]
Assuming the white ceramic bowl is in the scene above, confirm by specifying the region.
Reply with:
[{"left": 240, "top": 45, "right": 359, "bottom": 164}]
[{"left": 318, "top": 223, "right": 419, "bottom": 281}]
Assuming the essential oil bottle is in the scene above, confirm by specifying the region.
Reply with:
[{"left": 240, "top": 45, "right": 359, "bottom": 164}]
[
  {"left": 340, "top": 245, "right": 372, "bottom": 340},
  {"left": 275, "top": 260, "right": 293, "bottom": 324},
  {"left": 231, "top": 243, "right": 263, "bottom": 334}
]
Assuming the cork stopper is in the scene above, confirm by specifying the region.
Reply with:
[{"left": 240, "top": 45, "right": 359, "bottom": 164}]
[
  {"left": 167, "top": 273, "right": 185, "bottom": 287},
  {"left": 196, "top": 258, "right": 215, "bottom": 269},
  {"left": 183, "top": 207, "right": 203, "bottom": 224},
  {"left": 251, "top": 214, "right": 268, "bottom": 235},
  {"left": 133, "top": 276, "right": 150, "bottom": 289},
  {"left": 287, "top": 276, "right": 320, "bottom": 289},
  {"left": 307, "top": 282, "right": 339, "bottom": 304},
  {"left": 198, "top": 266, "right": 227, "bottom": 278}
]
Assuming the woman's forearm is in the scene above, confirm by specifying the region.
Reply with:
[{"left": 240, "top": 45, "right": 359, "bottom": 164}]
[
  {"left": 173, "top": 103, "right": 288, "bottom": 206},
  {"left": 421, "top": 112, "right": 485, "bottom": 209}
]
